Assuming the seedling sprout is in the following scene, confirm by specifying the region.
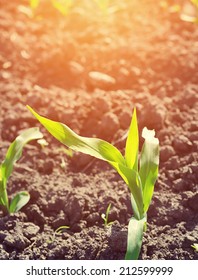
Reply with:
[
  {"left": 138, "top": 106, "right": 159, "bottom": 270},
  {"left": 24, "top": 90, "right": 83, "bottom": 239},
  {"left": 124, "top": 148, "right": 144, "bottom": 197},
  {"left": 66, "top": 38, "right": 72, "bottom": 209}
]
[
  {"left": 27, "top": 106, "right": 159, "bottom": 260},
  {"left": 47, "top": 225, "right": 70, "bottom": 243},
  {"left": 0, "top": 127, "right": 43, "bottom": 214},
  {"left": 101, "top": 203, "right": 114, "bottom": 227}
]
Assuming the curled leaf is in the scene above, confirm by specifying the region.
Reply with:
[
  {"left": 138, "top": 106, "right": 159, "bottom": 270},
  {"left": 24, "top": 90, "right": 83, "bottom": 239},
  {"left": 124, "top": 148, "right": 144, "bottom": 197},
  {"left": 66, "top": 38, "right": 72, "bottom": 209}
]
[
  {"left": 0, "top": 127, "right": 43, "bottom": 213},
  {"left": 9, "top": 191, "right": 30, "bottom": 213},
  {"left": 140, "top": 127, "right": 159, "bottom": 213}
]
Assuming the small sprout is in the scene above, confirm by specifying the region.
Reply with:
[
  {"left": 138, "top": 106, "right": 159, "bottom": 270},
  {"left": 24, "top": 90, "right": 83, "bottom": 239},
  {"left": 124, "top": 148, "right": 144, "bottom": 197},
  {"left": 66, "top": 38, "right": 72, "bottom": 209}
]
[
  {"left": 191, "top": 243, "right": 198, "bottom": 252},
  {"left": 48, "top": 225, "right": 69, "bottom": 243},
  {"left": 37, "top": 138, "right": 49, "bottom": 149},
  {"left": 0, "top": 127, "right": 43, "bottom": 214},
  {"left": 101, "top": 203, "right": 114, "bottom": 227}
]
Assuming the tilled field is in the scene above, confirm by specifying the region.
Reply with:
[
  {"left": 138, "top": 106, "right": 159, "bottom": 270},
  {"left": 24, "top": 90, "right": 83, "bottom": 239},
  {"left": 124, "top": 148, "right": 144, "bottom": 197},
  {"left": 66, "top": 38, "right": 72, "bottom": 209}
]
[{"left": 0, "top": 0, "right": 198, "bottom": 259}]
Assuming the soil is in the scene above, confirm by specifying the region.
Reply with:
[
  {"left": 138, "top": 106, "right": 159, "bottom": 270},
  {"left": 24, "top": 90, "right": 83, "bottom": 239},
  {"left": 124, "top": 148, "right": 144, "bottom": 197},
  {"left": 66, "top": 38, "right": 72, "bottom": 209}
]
[{"left": 0, "top": 0, "right": 198, "bottom": 260}]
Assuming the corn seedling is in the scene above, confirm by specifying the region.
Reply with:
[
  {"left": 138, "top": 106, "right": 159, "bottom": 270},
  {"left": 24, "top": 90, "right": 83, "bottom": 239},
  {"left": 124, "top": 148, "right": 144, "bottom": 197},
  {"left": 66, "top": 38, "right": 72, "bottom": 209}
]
[
  {"left": 101, "top": 203, "right": 114, "bottom": 227},
  {"left": 47, "top": 225, "right": 70, "bottom": 243},
  {"left": 27, "top": 106, "right": 159, "bottom": 260},
  {"left": 0, "top": 127, "right": 43, "bottom": 214}
]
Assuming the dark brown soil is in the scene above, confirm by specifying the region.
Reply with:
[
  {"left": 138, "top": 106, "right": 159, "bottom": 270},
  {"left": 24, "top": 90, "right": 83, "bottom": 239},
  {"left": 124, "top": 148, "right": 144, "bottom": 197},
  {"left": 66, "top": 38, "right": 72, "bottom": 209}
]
[{"left": 0, "top": 0, "right": 198, "bottom": 260}]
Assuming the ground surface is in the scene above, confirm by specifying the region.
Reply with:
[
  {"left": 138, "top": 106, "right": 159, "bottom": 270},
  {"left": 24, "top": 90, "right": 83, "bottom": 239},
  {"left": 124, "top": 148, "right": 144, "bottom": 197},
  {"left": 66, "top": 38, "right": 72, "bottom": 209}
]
[{"left": 0, "top": 0, "right": 198, "bottom": 260}]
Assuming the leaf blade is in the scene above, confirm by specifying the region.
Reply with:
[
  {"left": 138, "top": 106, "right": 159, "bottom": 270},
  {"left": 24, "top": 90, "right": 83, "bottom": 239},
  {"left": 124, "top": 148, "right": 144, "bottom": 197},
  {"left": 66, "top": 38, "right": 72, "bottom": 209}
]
[
  {"left": 27, "top": 106, "right": 126, "bottom": 166},
  {"left": 125, "top": 108, "right": 139, "bottom": 171},
  {"left": 139, "top": 128, "right": 159, "bottom": 213},
  {"left": 9, "top": 191, "right": 30, "bottom": 213},
  {"left": 1, "top": 127, "right": 43, "bottom": 186},
  {"left": 0, "top": 127, "right": 43, "bottom": 211}
]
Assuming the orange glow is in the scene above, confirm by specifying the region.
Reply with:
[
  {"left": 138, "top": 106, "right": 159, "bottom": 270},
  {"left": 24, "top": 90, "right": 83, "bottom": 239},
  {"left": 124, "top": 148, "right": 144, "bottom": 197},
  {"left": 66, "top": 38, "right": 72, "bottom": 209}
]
[{"left": 8, "top": 0, "right": 193, "bottom": 91}]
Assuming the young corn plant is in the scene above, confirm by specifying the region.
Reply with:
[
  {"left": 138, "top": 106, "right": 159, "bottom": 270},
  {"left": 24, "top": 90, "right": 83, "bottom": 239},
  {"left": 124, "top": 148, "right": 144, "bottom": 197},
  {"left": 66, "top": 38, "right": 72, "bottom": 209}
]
[
  {"left": 0, "top": 127, "right": 43, "bottom": 214},
  {"left": 27, "top": 105, "right": 159, "bottom": 260}
]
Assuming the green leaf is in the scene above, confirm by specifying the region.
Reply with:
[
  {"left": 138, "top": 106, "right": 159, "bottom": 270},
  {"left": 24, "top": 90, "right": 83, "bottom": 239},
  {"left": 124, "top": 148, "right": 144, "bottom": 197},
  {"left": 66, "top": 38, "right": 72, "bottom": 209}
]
[
  {"left": 125, "top": 215, "right": 147, "bottom": 260},
  {"left": 27, "top": 106, "right": 126, "bottom": 166},
  {"left": 125, "top": 108, "right": 139, "bottom": 171},
  {"left": 9, "top": 191, "right": 30, "bottom": 213},
  {"left": 139, "top": 128, "right": 159, "bottom": 213},
  {"left": 0, "top": 127, "right": 43, "bottom": 211},
  {"left": 1, "top": 127, "right": 43, "bottom": 188}
]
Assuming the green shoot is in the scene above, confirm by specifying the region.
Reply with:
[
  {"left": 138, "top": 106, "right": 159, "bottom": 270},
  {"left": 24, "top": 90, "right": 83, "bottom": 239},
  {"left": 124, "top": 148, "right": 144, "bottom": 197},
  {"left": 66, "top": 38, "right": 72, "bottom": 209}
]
[
  {"left": 47, "top": 225, "right": 70, "bottom": 243},
  {"left": 101, "top": 203, "right": 114, "bottom": 227},
  {"left": 27, "top": 105, "right": 159, "bottom": 260},
  {"left": 0, "top": 127, "right": 43, "bottom": 214},
  {"left": 191, "top": 243, "right": 198, "bottom": 252}
]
